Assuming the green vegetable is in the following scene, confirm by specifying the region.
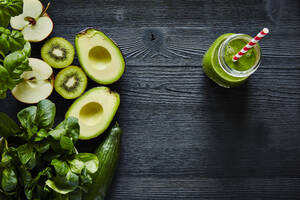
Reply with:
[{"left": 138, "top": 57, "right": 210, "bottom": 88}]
[
  {"left": 0, "top": 112, "right": 20, "bottom": 138},
  {"left": 0, "top": 100, "right": 99, "bottom": 199},
  {"left": 83, "top": 123, "right": 122, "bottom": 200},
  {"left": 0, "top": 0, "right": 23, "bottom": 28},
  {"left": 0, "top": 0, "right": 31, "bottom": 99}
]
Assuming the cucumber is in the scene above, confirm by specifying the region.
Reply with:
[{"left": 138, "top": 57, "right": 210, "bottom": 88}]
[{"left": 83, "top": 123, "right": 122, "bottom": 200}]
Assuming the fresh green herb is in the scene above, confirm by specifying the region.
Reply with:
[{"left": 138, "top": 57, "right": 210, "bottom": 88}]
[
  {"left": 0, "top": 0, "right": 23, "bottom": 28},
  {"left": 0, "top": 0, "right": 32, "bottom": 99},
  {"left": 0, "top": 100, "right": 99, "bottom": 199}
]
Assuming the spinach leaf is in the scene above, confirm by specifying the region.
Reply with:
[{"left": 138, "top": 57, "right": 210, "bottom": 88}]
[
  {"left": 56, "top": 117, "right": 80, "bottom": 142},
  {"left": 68, "top": 159, "right": 85, "bottom": 175},
  {"left": 0, "top": 112, "right": 20, "bottom": 138},
  {"left": 33, "top": 128, "right": 49, "bottom": 142},
  {"left": 17, "top": 106, "right": 37, "bottom": 137},
  {"left": 35, "top": 99, "right": 56, "bottom": 130},
  {"left": 75, "top": 153, "right": 99, "bottom": 174},
  {"left": 0, "top": 0, "right": 23, "bottom": 28},
  {"left": 79, "top": 168, "right": 92, "bottom": 185},
  {"left": 46, "top": 171, "right": 79, "bottom": 194},
  {"left": 0, "top": 28, "right": 31, "bottom": 99},
  {"left": 1, "top": 149, "right": 13, "bottom": 164},
  {"left": 19, "top": 166, "right": 32, "bottom": 199},
  {"left": 60, "top": 136, "right": 74, "bottom": 151},
  {"left": 4, "top": 50, "right": 30, "bottom": 82},
  {"left": 1, "top": 168, "right": 17, "bottom": 192},
  {"left": 0, "top": 28, "right": 27, "bottom": 55},
  {"left": 51, "top": 159, "right": 69, "bottom": 176},
  {"left": 33, "top": 141, "right": 50, "bottom": 153},
  {"left": 17, "top": 143, "right": 33, "bottom": 165},
  {"left": 49, "top": 129, "right": 66, "bottom": 140}
]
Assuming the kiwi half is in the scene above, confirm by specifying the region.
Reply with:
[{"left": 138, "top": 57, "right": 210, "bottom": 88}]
[
  {"left": 41, "top": 37, "right": 75, "bottom": 68},
  {"left": 55, "top": 66, "right": 87, "bottom": 99}
]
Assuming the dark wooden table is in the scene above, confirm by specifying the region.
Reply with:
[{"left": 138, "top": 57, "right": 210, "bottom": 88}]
[{"left": 2, "top": 0, "right": 300, "bottom": 199}]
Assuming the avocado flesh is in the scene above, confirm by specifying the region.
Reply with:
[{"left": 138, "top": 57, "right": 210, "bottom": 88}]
[
  {"left": 75, "top": 29, "right": 125, "bottom": 85},
  {"left": 66, "top": 87, "right": 120, "bottom": 140}
]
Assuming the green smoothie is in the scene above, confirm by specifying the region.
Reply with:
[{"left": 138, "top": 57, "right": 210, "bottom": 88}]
[{"left": 202, "top": 33, "right": 261, "bottom": 88}]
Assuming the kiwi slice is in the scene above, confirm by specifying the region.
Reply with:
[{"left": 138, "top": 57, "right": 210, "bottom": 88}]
[
  {"left": 55, "top": 66, "right": 87, "bottom": 99},
  {"left": 41, "top": 37, "right": 75, "bottom": 68}
]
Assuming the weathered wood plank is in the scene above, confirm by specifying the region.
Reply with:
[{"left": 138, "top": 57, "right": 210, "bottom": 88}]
[
  {"left": 1, "top": 0, "right": 300, "bottom": 199},
  {"left": 34, "top": 0, "right": 300, "bottom": 66},
  {"left": 107, "top": 177, "right": 300, "bottom": 200}
]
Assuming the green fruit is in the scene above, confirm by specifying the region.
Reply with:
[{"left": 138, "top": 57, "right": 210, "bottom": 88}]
[
  {"left": 54, "top": 66, "right": 87, "bottom": 99},
  {"left": 66, "top": 87, "right": 120, "bottom": 140},
  {"left": 75, "top": 28, "right": 125, "bottom": 85},
  {"left": 83, "top": 123, "right": 122, "bottom": 200},
  {"left": 41, "top": 37, "right": 75, "bottom": 68}
]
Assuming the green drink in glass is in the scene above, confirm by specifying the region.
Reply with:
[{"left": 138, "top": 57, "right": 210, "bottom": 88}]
[{"left": 202, "top": 29, "right": 268, "bottom": 88}]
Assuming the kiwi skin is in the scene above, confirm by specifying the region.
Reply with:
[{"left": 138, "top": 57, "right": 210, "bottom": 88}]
[
  {"left": 41, "top": 37, "right": 75, "bottom": 69},
  {"left": 54, "top": 66, "right": 88, "bottom": 99}
]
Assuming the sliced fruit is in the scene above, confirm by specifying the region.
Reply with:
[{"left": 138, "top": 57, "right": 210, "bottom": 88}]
[
  {"left": 55, "top": 66, "right": 87, "bottom": 99},
  {"left": 75, "top": 28, "right": 125, "bottom": 85},
  {"left": 66, "top": 87, "right": 120, "bottom": 140},
  {"left": 22, "top": 16, "right": 53, "bottom": 42},
  {"left": 12, "top": 58, "right": 54, "bottom": 104},
  {"left": 41, "top": 37, "right": 75, "bottom": 68},
  {"left": 10, "top": 0, "right": 53, "bottom": 42}
]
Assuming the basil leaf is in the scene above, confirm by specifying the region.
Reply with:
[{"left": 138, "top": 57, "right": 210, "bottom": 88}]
[
  {"left": 0, "top": 0, "right": 23, "bottom": 28},
  {"left": 51, "top": 159, "right": 69, "bottom": 176},
  {"left": 35, "top": 99, "right": 56, "bottom": 130},
  {"left": 1, "top": 168, "right": 17, "bottom": 192},
  {"left": 0, "top": 112, "right": 20, "bottom": 138},
  {"left": 75, "top": 153, "right": 99, "bottom": 174}
]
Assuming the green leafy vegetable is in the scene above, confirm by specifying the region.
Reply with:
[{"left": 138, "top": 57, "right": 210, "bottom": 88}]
[
  {"left": 35, "top": 99, "right": 56, "bottom": 129},
  {"left": 75, "top": 153, "right": 99, "bottom": 174},
  {"left": 51, "top": 159, "right": 69, "bottom": 176},
  {"left": 0, "top": 7, "right": 31, "bottom": 99},
  {"left": 0, "top": 0, "right": 23, "bottom": 28},
  {"left": 0, "top": 112, "right": 20, "bottom": 138},
  {"left": 0, "top": 100, "right": 100, "bottom": 199},
  {"left": 1, "top": 168, "right": 17, "bottom": 192}
]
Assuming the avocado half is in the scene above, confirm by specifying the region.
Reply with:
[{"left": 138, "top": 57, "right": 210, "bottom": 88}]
[
  {"left": 75, "top": 28, "right": 125, "bottom": 85},
  {"left": 66, "top": 87, "right": 120, "bottom": 140}
]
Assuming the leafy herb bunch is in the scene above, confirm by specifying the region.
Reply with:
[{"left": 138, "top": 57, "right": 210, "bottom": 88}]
[
  {"left": 0, "top": 0, "right": 32, "bottom": 99},
  {"left": 0, "top": 100, "right": 99, "bottom": 199}
]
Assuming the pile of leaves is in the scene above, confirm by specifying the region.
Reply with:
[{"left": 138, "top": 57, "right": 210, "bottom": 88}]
[
  {"left": 0, "top": 0, "right": 32, "bottom": 99},
  {"left": 0, "top": 100, "right": 99, "bottom": 199}
]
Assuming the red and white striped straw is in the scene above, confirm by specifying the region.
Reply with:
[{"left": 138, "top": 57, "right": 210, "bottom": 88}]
[{"left": 232, "top": 28, "right": 269, "bottom": 62}]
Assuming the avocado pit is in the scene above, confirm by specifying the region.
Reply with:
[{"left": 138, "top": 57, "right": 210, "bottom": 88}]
[
  {"left": 79, "top": 102, "right": 104, "bottom": 126},
  {"left": 88, "top": 46, "right": 111, "bottom": 70}
]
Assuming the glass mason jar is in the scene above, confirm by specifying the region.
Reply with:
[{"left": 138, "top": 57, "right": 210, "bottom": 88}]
[{"left": 202, "top": 33, "right": 261, "bottom": 88}]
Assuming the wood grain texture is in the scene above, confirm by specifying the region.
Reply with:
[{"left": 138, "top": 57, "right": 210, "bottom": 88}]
[{"left": 1, "top": 0, "right": 300, "bottom": 199}]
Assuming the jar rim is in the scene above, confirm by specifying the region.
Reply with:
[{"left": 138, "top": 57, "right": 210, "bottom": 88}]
[{"left": 218, "top": 34, "right": 261, "bottom": 78}]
